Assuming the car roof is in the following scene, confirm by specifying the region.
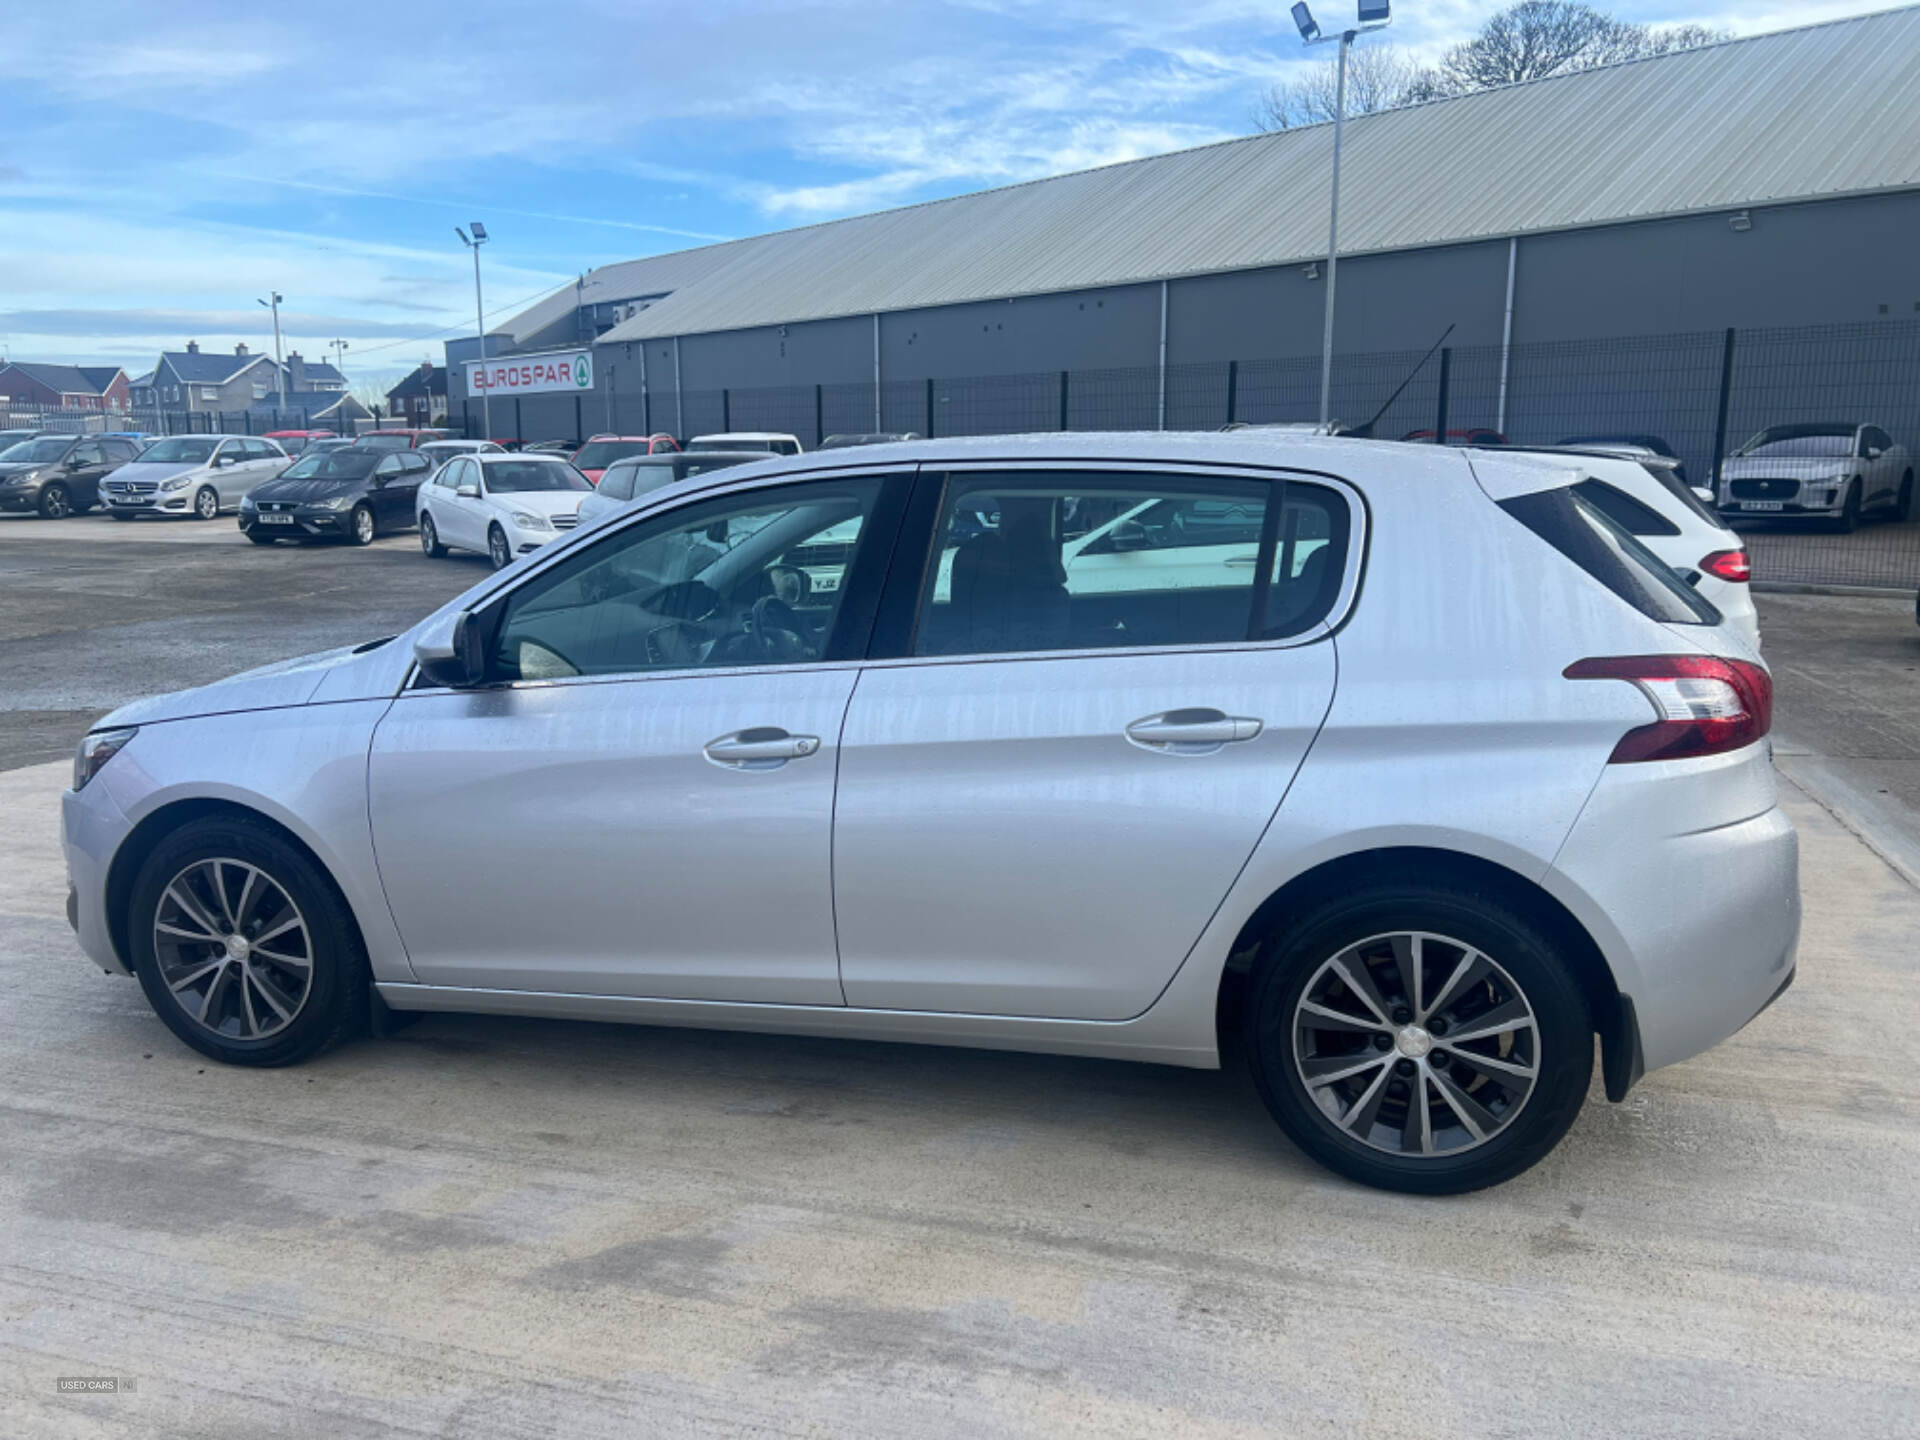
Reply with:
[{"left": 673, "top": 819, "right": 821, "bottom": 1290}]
[
  {"left": 690, "top": 431, "right": 797, "bottom": 441},
  {"left": 475, "top": 450, "right": 573, "bottom": 463}
]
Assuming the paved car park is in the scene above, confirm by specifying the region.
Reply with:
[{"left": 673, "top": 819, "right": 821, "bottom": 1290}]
[{"left": 2, "top": 511, "right": 1919, "bottom": 1435}]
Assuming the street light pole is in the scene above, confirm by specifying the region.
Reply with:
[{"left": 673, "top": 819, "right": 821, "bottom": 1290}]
[
  {"left": 457, "top": 224, "right": 492, "bottom": 440},
  {"left": 257, "top": 292, "right": 286, "bottom": 411},
  {"left": 1293, "top": 3, "right": 1390, "bottom": 430}
]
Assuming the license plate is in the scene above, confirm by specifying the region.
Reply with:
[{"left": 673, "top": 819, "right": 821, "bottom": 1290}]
[
  {"left": 260, "top": 513, "right": 294, "bottom": 525},
  {"left": 1743, "top": 501, "right": 1785, "bottom": 512}
]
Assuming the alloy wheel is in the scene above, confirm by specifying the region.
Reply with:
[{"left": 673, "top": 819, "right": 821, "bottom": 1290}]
[
  {"left": 1292, "top": 931, "right": 1540, "bottom": 1157},
  {"left": 488, "top": 526, "right": 510, "bottom": 569},
  {"left": 195, "top": 487, "right": 218, "bottom": 520},
  {"left": 39, "top": 483, "right": 71, "bottom": 519},
  {"left": 151, "top": 858, "right": 314, "bottom": 1041},
  {"left": 353, "top": 506, "right": 375, "bottom": 545},
  {"left": 420, "top": 515, "right": 438, "bottom": 556}
]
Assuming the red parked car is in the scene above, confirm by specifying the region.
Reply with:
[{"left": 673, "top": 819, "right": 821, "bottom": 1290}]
[
  {"left": 1400, "top": 427, "right": 1509, "bottom": 446},
  {"left": 571, "top": 433, "right": 680, "bottom": 484}
]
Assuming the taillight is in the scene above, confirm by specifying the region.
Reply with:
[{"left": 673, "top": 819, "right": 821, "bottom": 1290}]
[
  {"left": 1564, "top": 655, "right": 1772, "bottom": 763},
  {"left": 1698, "top": 549, "right": 1751, "bottom": 582}
]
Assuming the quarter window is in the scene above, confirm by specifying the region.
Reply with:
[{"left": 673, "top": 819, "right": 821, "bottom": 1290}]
[
  {"left": 488, "top": 477, "right": 888, "bottom": 682},
  {"left": 910, "top": 471, "right": 1350, "bottom": 658}
]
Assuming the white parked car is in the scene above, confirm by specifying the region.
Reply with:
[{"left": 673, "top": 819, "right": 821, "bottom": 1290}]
[
  {"left": 416, "top": 439, "right": 505, "bottom": 473},
  {"left": 688, "top": 431, "right": 804, "bottom": 456},
  {"left": 416, "top": 453, "right": 590, "bottom": 569},
  {"left": 1503, "top": 448, "right": 1761, "bottom": 653},
  {"left": 99, "top": 435, "right": 290, "bottom": 520},
  {"left": 61, "top": 433, "right": 1797, "bottom": 1194},
  {"left": 1718, "top": 423, "right": 1913, "bottom": 530}
]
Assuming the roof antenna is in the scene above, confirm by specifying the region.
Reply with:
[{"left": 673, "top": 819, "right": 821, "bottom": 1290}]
[{"left": 1351, "top": 323, "right": 1454, "bottom": 438}]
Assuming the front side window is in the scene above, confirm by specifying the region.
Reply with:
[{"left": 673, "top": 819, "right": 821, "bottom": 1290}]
[
  {"left": 489, "top": 477, "right": 886, "bottom": 682},
  {"left": 597, "top": 463, "right": 638, "bottom": 501},
  {"left": 912, "top": 471, "right": 1350, "bottom": 658},
  {"left": 70, "top": 443, "right": 103, "bottom": 465}
]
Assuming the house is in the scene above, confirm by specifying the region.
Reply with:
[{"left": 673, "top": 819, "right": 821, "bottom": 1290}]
[
  {"left": 139, "top": 343, "right": 355, "bottom": 419},
  {"left": 244, "top": 389, "right": 373, "bottom": 428},
  {"left": 0, "top": 362, "right": 131, "bottom": 414},
  {"left": 385, "top": 362, "right": 447, "bottom": 426}
]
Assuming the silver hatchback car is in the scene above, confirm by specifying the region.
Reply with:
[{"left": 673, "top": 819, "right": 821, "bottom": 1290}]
[{"left": 62, "top": 433, "right": 1797, "bottom": 1193}]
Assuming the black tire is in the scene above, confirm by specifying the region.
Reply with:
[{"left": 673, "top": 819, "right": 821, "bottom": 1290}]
[
  {"left": 348, "top": 504, "right": 377, "bottom": 546},
  {"left": 37, "top": 482, "right": 72, "bottom": 519},
  {"left": 246, "top": 530, "right": 278, "bottom": 545},
  {"left": 1244, "top": 883, "right": 1593, "bottom": 1195},
  {"left": 420, "top": 511, "right": 446, "bottom": 558},
  {"left": 487, "top": 523, "right": 511, "bottom": 570},
  {"left": 193, "top": 485, "right": 219, "bottom": 521},
  {"left": 1834, "top": 479, "right": 1862, "bottom": 534},
  {"left": 128, "top": 815, "right": 366, "bottom": 1067}
]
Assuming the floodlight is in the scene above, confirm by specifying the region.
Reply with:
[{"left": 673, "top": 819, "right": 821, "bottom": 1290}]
[
  {"left": 1291, "top": 3, "right": 1320, "bottom": 41},
  {"left": 469, "top": 221, "right": 488, "bottom": 241},
  {"left": 1357, "top": 0, "right": 1390, "bottom": 23}
]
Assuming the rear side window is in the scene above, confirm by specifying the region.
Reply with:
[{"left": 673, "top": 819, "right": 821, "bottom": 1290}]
[
  {"left": 1572, "top": 479, "right": 1678, "bottom": 537},
  {"left": 1500, "top": 487, "right": 1720, "bottom": 626},
  {"left": 910, "top": 471, "right": 1350, "bottom": 659}
]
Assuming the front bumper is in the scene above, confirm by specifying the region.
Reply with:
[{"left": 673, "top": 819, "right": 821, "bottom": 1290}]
[
  {"left": 1721, "top": 479, "right": 1847, "bottom": 516},
  {"left": 0, "top": 486, "right": 45, "bottom": 511},
  {"left": 103, "top": 489, "right": 194, "bottom": 515},
  {"left": 1548, "top": 745, "right": 1799, "bottom": 1079},
  {"left": 62, "top": 777, "right": 135, "bottom": 976},
  {"left": 241, "top": 508, "right": 352, "bottom": 537}
]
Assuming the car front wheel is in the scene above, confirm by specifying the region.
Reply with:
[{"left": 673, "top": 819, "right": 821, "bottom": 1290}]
[
  {"left": 1245, "top": 884, "right": 1592, "bottom": 1194},
  {"left": 128, "top": 815, "right": 366, "bottom": 1067},
  {"left": 193, "top": 486, "right": 219, "bottom": 521},
  {"left": 487, "top": 523, "right": 511, "bottom": 570},
  {"left": 349, "top": 504, "right": 376, "bottom": 546},
  {"left": 420, "top": 512, "right": 446, "bottom": 558},
  {"left": 38, "top": 482, "right": 72, "bottom": 519}
]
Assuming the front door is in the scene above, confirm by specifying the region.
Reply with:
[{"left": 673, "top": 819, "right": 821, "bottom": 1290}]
[
  {"left": 832, "top": 465, "right": 1353, "bottom": 1021},
  {"left": 368, "top": 468, "right": 907, "bottom": 1001}
]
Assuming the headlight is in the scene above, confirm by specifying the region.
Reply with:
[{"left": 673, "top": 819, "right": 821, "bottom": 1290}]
[
  {"left": 73, "top": 727, "right": 137, "bottom": 791},
  {"left": 160, "top": 475, "right": 191, "bottom": 492},
  {"left": 510, "top": 510, "right": 550, "bottom": 529},
  {"left": 314, "top": 495, "right": 352, "bottom": 511},
  {"left": 239, "top": 496, "right": 258, "bottom": 512}
]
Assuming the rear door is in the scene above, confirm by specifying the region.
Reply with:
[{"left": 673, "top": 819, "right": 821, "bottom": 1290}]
[{"left": 831, "top": 464, "right": 1355, "bottom": 1021}]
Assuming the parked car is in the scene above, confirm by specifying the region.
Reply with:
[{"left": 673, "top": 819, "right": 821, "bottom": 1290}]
[
  {"left": 302, "top": 438, "right": 355, "bottom": 456},
  {"left": 571, "top": 434, "right": 681, "bottom": 484},
  {"left": 1559, "top": 433, "right": 1686, "bottom": 486},
  {"left": 264, "top": 429, "right": 337, "bottom": 456},
  {"left": 817, "top": 432, "right": 922, "bottom": 449},
  {"left": 63, "top": 433, "right": 1795, "bottom": 1195},
  {"left": 1498, "top": 446, "right": 1760, "bottom": 652},
  {"left": 576, "top": 451, "right": 767, "bottom": 527},
  {"left": 687, "top": 431, "right": 804, "bottom": 456},
  {"left": 0, "top": 433, "right": 145, "bottom": 518},
  {"left": 1718, "top": 423, "right": 1912, "bottom": 530},
  {"left": 0, "top": 427, "right": 52, "bottom": 454},
  {"left": 524, "top": 439, "right": 581, "bottom": 459},
  {"left": 353, "top": 429, "right": 449, "bottom": 451},
  {"left": 416, "top": 452, "right": 590, "bottom": 568},
  {"left": 1401, "top": 427, "right": 1508, "bottom": 446},
  {"left": 99, "top": 435, "right": 291, "bottom": 520},
  {"left": 416, "top": 439, "right": 505, "bottom": 473},
  {"left": 239, "top": 447, "right": 435, "bottom": 546}
]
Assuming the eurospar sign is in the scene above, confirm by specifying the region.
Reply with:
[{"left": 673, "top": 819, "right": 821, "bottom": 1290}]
[{"left": 466, "top": 349, "right": 593, "bottom": 397}]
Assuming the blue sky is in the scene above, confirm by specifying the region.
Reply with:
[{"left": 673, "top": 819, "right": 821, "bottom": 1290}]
[{"left": 0, "top": 0, "right": 1891, "bottom": 391}]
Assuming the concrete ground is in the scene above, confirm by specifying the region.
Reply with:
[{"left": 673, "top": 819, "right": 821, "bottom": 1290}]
[{"left": 3, "top": 510, "right": 1919, "bottom": 1437}]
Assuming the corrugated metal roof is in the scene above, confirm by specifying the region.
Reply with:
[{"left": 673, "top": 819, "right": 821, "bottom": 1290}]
[{"left": 521, "top": 6, "right": 1920, "bottom": 347}]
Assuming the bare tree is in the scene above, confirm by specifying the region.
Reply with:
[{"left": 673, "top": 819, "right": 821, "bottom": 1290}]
[
  {"left": 1436, "top": 2, "right": 1727, "bottom": 93},
  {"left": 1255, "top": 44, "right": 1436, "bottom": 131}
]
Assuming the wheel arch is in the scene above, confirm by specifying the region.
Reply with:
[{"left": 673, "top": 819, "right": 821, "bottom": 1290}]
[
  {"left": 105, "top": 797, "right": 371, "bottom": 980},
  {"left": 1213, "top": 846, "right": 1639, "bottom": 1101}
]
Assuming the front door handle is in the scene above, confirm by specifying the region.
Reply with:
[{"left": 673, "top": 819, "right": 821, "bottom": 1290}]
[
  {"left": 703, "top": 727, "right": 821, "bottom": 770},
  {"left": 1125, "top": 708, "right": 1263, "bottom": 756}
]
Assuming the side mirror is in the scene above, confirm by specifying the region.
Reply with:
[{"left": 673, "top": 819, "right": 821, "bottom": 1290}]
[
  {"left": 456, "top": 482, "right": 481, "bottom": 499},
  {"left": 413, "top": 609, "right": 487, "bottom": 688},
  {"left": 1108, "top": 519, "right": 1149, "bottom": 552},
  {"left": 1865, "top": 446, "right": 1883, "bottom": 460},
  {"left": 67, "top": 455, "right": 86, "bottom": 469}
]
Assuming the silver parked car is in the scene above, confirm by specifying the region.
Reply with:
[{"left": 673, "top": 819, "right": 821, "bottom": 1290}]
[
  {"left": 576, "top": 450, "right": 767, "bottom": 527},
  {"left": 61, "top": 433, "right": 1797, "bottom": 1193},
  {"left": 1718, "top": 422, "right": 1913, "bottom": 530},
  {"left": 99, "top": 434, "right": 291, "bottom": 520}
]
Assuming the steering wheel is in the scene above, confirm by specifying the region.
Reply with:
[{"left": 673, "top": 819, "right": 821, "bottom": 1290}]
[{"left": 747, "top": 595, "right": 810, "bottom": 661}]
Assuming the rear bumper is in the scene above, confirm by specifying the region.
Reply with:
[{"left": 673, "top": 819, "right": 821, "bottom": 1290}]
[{"left": 1547, "top": 746, "right": 1800, "bottom": 1079}]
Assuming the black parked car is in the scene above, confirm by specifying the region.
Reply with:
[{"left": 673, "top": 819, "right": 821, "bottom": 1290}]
[
  {"left": 0, "top": 434, "right": 144, "bottom": 518},
  {"left": 238, "top": 446, "right": 433, "bottom": 546}
]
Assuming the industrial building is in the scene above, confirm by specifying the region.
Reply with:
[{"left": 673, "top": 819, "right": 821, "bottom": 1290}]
[{"left": 448, "top": 6, "right": 1920, "bottom": 449}]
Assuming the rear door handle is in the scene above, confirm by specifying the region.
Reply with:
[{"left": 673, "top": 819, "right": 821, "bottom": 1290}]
[
  {"left": 703, "top": 727, "right": 821, "bottom": 770},
  {"left": 1125, "top": 708, "right": 1263, "bottom": 755}
]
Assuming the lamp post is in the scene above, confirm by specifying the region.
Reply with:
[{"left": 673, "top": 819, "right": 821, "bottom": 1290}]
[
  {"left": 456, "top": 223, "right": 491, "bottom": 440},
  {"left": 1292, "top": 2, "right": 1390, "bottom": 429},
  {"left": 256, "top": 292, "right": 286, "bottom": 411}
]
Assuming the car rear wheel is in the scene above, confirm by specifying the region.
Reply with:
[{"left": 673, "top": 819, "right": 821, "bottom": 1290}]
[
  {"left": 349, "top": 504, "right": 376, "bottom": 546},
  {"left": 1244, "top": 884, "right": 1592, "bottom": 1194},
  {"left": 128, "top": 815, "right": 367, "bottom": 1067},
  {"left": 487, "top": 523, "right": 511, "bottom": 570},
  {"left": 38, "top": 482, "right": 72, "bottom": 519},
  {"left": 420, "top": 512, "right": 446, "bottom": 558},
  {"left": 193, "top": 486, "right": 219, "bottom": 521}
]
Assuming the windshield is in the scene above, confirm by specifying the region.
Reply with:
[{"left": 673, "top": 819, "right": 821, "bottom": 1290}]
[
  {"left": 1735, "top": 426, "right": 1853, "bottom": 458},
  {"left": 139, "top": 437, "right": 218, "bottom": 464},
  {"left": 573, "top": 440, "right": 654, "bottom": 469},
  {"left": 484, "top": 460, "right": 590, "bottom": 493},
  {"left": 3, "top": 437, "right": 75, "bottom": 464},
  {"left": 283, "top": 451, "right": 380, "bottom": 481}
]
